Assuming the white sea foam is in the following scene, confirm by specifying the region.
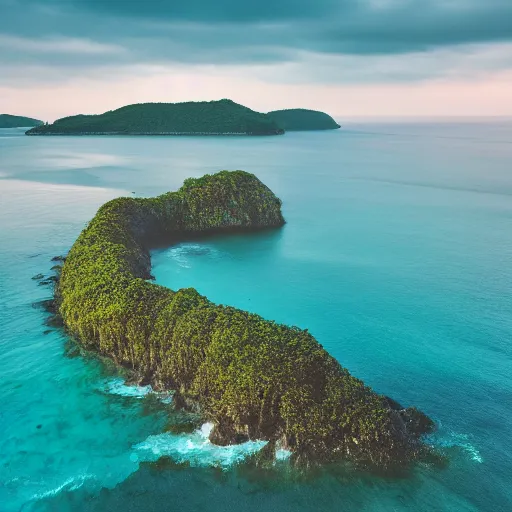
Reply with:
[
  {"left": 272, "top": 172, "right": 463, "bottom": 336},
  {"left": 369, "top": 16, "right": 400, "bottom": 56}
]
[
  {"left": 32, "top": 473, "right": 95, "bottom": 500},
  {"left": 199, "top": 421, "right": 214, "bottom": 438},
  {"left": 102, "top": 378, "right": 173, "bottom": 404},
  {"left": 275, "top": 447, "right": 292, "bottom": 461},
  {"left": 165, "top": 243, "right": 218, "bottom": 269},
  {"left": 104, "top": 378, "right": 152, "bottom": 398},
  {"left": 158, "top": 393, "right": 174, "bottom": 404},
  {"left": 166, "top": 246, "right": 191, "bottom": 269},
  {"left": 133, "top": 422, "right": 267, "bottom": 469},
  {"left": 272, "top": 437, "right": 292, "bottom": 463},
  {"left": 430, "top": 432, "right": 483, "bottom": 463}
]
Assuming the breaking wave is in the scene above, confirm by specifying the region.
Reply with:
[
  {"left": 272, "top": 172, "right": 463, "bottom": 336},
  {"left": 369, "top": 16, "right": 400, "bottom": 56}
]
[
  {"left": 132, "top": 422, "right": 267, "bottom": 469},
  {"left": 101, "top": 378, "right": 173, "bottom": 403}
]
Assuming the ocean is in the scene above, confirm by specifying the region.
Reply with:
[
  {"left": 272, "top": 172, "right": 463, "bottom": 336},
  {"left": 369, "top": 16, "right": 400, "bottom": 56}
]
[{"left": 1, "top": 120, "right": 511, "bottom": 511}]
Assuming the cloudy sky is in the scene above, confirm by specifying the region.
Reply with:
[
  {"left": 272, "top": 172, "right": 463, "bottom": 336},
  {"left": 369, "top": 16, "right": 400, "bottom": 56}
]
[{"left": 1, "top": 0, "right": 512, "bottom": 121}]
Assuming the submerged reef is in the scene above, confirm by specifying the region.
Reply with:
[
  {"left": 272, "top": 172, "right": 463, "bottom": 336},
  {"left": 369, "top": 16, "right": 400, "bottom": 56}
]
[{"left": 55, "top": 170, "right": 434, "bottom": 468}]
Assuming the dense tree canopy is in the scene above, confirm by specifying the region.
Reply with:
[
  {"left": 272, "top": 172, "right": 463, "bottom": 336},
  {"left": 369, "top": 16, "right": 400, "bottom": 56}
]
[
  {"left": 55, "top": 170, "right": 434, "bottom": 468},
  {"left": 25, "top": 101, "right": 342, "bottom": 136},
  {"left": 0, "top": 114, "right": 43, "bottom": 128},
  {"left": 27, "top": 100, "right": 283, "bottom": 136},
  {"left": 267, "top": 109, "right": 340, "bottom": 131}
]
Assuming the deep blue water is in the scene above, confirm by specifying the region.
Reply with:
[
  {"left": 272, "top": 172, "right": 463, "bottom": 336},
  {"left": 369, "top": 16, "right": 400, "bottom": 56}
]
[{"left": 1, "top": 121, "right": 512, "bottom": 511}]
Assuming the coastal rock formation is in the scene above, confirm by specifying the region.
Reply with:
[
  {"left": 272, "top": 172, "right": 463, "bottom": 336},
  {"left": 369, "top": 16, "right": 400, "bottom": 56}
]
[{"left": 55, "top": 170, "right": 433, "bottom": 468}]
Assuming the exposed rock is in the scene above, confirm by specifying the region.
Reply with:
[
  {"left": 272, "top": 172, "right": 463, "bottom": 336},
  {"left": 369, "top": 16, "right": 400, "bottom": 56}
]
[
  {"left": 32, "top": 298, "right": 57, "bottom": 313},
  {"left": 400, "top": 407, "right": 435, "bottom": 436},
  {"left": 38, "top": 276, "right": 58, "bottom": 286},
  {"left": 209, "top": 420, "right": 250, "bottom": 446},
  {"left": 44, "top": 314, "right": 64, "bottom": 328}
]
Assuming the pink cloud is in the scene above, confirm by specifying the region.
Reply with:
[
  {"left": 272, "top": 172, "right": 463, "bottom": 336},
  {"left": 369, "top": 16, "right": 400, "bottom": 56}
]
[{"left": 2, "top": 66, "right": 512, "bottom": 122}]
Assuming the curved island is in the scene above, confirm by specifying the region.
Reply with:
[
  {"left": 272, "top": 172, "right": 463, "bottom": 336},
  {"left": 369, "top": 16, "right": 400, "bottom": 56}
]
[{"left": 55, "top": 170, "right": 433, "bottom": 468}]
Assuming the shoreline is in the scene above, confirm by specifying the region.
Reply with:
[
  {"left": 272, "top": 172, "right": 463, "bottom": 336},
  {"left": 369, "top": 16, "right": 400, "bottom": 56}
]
[
  {"left": 50, "top": 170, "right": 436, "bottom": 469},
  {"left": 25, "top": 131, "right": 284, "bottom": 137}
]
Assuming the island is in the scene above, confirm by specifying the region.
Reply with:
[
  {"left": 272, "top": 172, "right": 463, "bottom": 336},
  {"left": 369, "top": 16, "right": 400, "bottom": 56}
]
[
  {"left": 267, "top": 108, "right": 340, "bottom": 131},
  {"left": 49, "top": 170, "right": 434, "bottom": 468},
  {"left": 0, "top": 114, "right": 43, "bottom": 128},
  {"left": 25, "top": 100, "right": 284, "bottom": 136}
]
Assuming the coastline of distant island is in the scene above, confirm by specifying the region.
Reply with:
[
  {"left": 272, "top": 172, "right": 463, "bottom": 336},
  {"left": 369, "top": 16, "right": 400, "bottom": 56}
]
[{"left": 25, "top": 100, "right": 340, "bottom": 136}]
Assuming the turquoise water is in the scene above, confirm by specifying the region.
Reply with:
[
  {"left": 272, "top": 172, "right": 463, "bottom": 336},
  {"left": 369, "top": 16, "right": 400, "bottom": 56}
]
[{"left": 1, "top": 122, "right": 511, "bottom": 511}]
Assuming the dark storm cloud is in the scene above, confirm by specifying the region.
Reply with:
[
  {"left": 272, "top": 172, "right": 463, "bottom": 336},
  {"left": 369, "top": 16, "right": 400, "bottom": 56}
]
[
  {"left": 19, "top": 0, "right": 343, "bottom": 24},
  {"left": 17, "top": 0, "right": 512, "bottom": 51},
  {"left": 1, "top": 0, "right": 512, "bottom": 82}
]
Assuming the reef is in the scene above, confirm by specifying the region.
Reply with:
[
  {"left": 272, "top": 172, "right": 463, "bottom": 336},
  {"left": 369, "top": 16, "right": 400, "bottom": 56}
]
[{"left": 54, "top": 170, "right": 434, "bottom": 468}]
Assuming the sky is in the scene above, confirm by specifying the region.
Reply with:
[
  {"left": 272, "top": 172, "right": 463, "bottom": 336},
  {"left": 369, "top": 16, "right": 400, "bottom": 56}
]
[{"left": 1, "top": 0, "right": 512, "bottom": 121}]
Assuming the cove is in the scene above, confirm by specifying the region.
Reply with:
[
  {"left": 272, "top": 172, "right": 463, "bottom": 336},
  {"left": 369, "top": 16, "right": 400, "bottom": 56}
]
[{"left": 51, "top": 170, "right": 434, "bottom": 468}]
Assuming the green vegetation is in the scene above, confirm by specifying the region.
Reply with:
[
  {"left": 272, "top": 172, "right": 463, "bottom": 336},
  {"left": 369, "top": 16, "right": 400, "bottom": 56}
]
[
  {"left": 26, "top": 100, "right": 283, "bottom": 136},
  {"left": 56, "top": 170, "right": 433, "bottom": 468},
  {"left": 23, "top": 101, "right": 341, "bottom": 136},
  {"left": 267, "top": 109, "right": 340, "bottom": 131},
  {"left": 0, "top": 114, "right": 43, "bottom": 128}
]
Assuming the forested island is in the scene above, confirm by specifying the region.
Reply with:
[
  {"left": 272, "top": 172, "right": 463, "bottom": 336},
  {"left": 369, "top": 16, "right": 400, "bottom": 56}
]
[
  {"left": 267, "top": 108, "right": 341, "bottom": 131},
  {"left": 0, "top": 114, "right": 43, "bottom": 128},
  {"left": 25, "top": 100, "right": 340, "bottom": 136},
  {"left": 48, "top": 170, "right": 435, "bottom": 468},
  {"left": 26, "top": 100, "right": 283, "bottom": 136}
]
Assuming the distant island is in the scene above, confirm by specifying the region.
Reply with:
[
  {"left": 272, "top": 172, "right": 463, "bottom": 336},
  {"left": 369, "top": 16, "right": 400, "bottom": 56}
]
[
  {"left": 267, "top": 108, "right": 340, "bottom": 131},
  {"left": 25, "top": 100, "right": 340, "bottom": 136},
  {"left": 26, "top": 100, "right": 284, "bottom": 136},
  {"left": 0, "top": 114, "right": 43, "bottom": 128},
  {"left": 46, "top": 170, "right": 435, "bottom": 468}
]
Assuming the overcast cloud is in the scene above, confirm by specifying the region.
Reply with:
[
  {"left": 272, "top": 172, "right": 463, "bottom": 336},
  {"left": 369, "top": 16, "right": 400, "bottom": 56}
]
[{"left": 1, "top": 0, "right": 511, "bottom": 117}]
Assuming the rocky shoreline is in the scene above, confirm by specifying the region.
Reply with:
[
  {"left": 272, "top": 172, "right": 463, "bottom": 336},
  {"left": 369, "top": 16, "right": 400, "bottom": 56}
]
[{"left": 48, "top": 170, "right": 436, "bottom": 469}]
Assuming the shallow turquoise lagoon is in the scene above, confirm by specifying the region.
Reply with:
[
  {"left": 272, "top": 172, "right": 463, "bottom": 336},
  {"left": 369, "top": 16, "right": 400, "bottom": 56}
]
[{"left": 1, "top": 121, "right": 511, "bottom": 511}]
